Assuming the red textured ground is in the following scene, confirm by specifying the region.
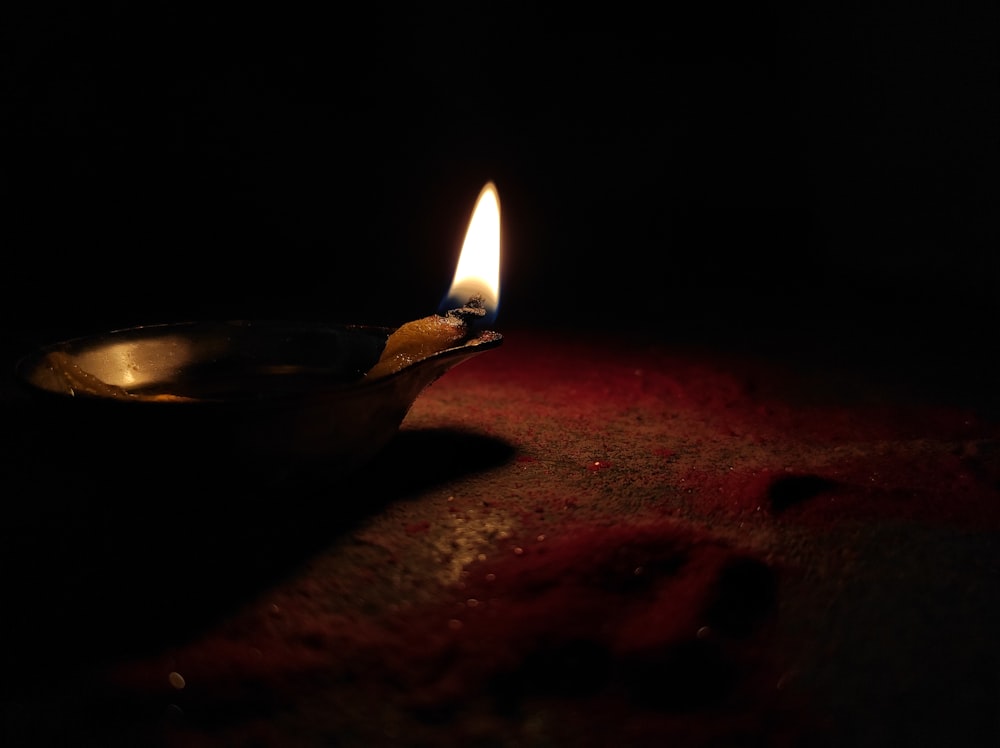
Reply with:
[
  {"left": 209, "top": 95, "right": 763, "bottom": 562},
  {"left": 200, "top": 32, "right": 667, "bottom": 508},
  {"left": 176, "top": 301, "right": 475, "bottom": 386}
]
[{"left": 2, "top": 328, "right": 998, "bottom": 747}]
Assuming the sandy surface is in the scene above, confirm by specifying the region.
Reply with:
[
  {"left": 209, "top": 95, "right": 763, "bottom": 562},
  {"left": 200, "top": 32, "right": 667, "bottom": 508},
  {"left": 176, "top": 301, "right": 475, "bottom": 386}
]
[{"left": 1, "top": 327, "right": 998, "bottom": 747}]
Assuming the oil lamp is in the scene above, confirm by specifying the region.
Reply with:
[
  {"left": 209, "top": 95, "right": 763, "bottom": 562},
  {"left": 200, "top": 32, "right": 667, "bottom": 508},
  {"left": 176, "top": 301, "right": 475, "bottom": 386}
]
[{"left": 14, "top": 183, "right": 504, "bottom": 476}]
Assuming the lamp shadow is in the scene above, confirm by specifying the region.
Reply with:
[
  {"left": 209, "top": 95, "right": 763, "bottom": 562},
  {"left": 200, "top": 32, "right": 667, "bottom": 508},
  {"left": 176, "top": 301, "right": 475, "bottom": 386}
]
[{"left": 0, "top": 423, "right": 514, "bottom": 689}]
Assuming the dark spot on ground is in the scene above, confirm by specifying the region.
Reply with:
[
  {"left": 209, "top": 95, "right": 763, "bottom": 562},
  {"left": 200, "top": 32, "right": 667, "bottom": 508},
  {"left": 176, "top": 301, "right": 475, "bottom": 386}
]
[{"left": 768, "top": 473, "right": 838, "bottom": 512}]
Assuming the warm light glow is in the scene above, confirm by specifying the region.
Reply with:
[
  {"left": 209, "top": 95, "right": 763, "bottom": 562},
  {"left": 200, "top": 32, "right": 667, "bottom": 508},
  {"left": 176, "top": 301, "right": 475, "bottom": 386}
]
[
  {"left": 440, "top": 181, "right": 501, "bottom": 321},
  {"left": 74, "top": 337, "right": 197, "bottom": 388}
]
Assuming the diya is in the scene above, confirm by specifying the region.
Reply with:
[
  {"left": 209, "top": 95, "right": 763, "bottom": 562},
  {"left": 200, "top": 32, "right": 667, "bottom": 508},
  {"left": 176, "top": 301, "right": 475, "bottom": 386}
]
[{"left": 13, "top": 183, "right": 503, "bottom": 477}]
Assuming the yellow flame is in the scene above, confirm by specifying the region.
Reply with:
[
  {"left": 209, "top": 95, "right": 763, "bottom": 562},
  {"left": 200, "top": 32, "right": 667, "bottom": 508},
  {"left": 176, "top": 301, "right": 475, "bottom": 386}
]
[{"left": 445, "top": 181, "right": 500, "bottom": 314}]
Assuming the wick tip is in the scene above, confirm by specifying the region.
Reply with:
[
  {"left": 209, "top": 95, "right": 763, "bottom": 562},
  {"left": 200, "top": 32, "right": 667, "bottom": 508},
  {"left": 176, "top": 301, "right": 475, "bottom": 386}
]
[{"left": 445, "top": 295, "right": 487, "bottom": 321}]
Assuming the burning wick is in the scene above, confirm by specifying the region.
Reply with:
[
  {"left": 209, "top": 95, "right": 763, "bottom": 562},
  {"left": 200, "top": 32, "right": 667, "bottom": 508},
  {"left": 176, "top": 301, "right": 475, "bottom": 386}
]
[
  {"left": 367, "top": 181, "right": 500, "bottom": 379},
  {"left": 365, "top": 296, "right": 487, "bottom": 379}
]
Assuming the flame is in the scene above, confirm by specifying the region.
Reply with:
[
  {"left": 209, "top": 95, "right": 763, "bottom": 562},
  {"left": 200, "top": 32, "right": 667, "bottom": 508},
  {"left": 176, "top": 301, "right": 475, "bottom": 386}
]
[{"left": 440, "top": 181, "right": 501, "bottom": 322}]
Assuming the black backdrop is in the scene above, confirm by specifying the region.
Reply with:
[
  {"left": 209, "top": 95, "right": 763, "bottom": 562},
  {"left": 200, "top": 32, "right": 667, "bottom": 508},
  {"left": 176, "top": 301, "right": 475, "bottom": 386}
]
[{"left": 3, "top": 4, "right": 997, "bottom": 353}]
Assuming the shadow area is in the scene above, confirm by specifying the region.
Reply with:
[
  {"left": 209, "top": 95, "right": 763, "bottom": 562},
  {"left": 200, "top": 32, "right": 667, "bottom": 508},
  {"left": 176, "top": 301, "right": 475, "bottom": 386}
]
[{"left": 0, "top": 409, "right": 514, "bottom": 696}]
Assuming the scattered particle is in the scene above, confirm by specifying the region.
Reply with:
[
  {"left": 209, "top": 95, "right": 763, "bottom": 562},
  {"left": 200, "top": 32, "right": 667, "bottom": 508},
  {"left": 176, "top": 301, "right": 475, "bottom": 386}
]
[
  {"left": 536, "top": 534, "right": 546, "bottom": 542},
  {"left": 168, "top": 672, "right": 186, "bottom": 690},
  {"left": 696, "top": 626, "right": 711, "bottom": 639},
  {"left": 448, "top": 619, "right": 463, "bottom": 630},
  {"left": 466, "top": 598, "right": 480, "bottom": 608},
  {"left": 513, "top": 546, "right": 524, "bottom": 555},
  {"left": 485, "top": 573, "right": 496, "bottom": 582}
]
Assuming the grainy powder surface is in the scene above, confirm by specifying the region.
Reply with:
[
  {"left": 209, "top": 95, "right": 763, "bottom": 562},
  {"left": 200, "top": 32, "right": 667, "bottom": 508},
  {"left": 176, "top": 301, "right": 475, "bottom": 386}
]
[{"left": 2, "top": 329, "right": 998, "bottom": 747}]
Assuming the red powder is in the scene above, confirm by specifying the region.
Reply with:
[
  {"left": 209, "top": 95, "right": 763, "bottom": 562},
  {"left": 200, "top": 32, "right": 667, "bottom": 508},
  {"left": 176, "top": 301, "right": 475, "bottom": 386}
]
[
  {"left": 58, "top": 331, "right": 998, "bottom": 747},
  {"left": 107, "top": 519, "right": 804, "bottom": 747}
]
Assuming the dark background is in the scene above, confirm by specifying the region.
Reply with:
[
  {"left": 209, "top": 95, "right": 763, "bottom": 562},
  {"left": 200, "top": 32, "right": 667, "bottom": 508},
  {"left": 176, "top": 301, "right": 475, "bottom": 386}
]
[{"left": 2, "top": 4, "right": 997, "bottom": 356}]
